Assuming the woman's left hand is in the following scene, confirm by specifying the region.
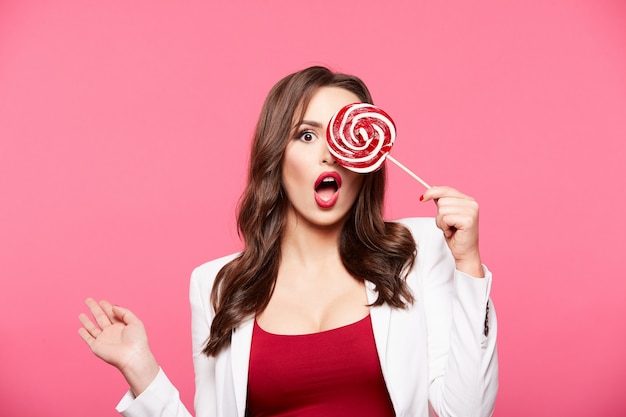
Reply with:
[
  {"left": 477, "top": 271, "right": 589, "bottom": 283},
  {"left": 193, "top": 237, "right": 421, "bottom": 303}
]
[{"left": 421, "top": 186, "right": 484, "bottom": 278}]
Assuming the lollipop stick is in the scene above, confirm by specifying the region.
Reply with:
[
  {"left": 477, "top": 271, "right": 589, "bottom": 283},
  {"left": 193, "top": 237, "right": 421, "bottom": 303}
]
[{"left": 386, "top": 155, "right": 431, "bottom": 189}]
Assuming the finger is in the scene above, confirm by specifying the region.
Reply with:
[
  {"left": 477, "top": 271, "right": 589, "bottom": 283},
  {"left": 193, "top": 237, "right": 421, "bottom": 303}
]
[
  {"left": 421, "top": 186, "right": 472, "bottom": 203},
  {"left": 85, "top": 298, "right": 112, "bottom": 329},
  {"left": 78, "top": 312, "right": 102, "bottom": 336},
  {"left": 435, "top": 199, "right": 479, "bottom": 220},
  {"left": 78, "top": 326, "right": 96, "bottom": 346},
  {"left": 439, "top": 212, "right": 476, "bottom": 234},
  {"left": 436, "top": 193, "right": 478, "bottom": 206},
  {"left": 436, "top": 217, "right": 455, "bottom": 238},
  {"left": 99, "top": 300, "right": 122, "bottom": 324},
  {"left": 111, "top": 304, "right": 142, "bottom": 326}
]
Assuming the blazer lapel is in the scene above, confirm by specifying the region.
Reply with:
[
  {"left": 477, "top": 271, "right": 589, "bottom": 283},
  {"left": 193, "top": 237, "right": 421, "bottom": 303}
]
[
  {"left": 366, "top": 281, "right": 391, "bottom": 374},
  {"left": 230, "top": 317, "right": 254, "bottom": 417}
]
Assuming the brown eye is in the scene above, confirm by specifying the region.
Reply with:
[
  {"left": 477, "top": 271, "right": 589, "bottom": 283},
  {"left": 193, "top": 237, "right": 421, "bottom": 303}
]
[{"left": 298, "top": 131, "right": 316, "bottom": 143}]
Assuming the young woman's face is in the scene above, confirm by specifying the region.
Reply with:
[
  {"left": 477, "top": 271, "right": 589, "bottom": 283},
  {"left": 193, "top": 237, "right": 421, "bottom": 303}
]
[{"left": 282, "top": 86, "right": 364, "bottom": 229}]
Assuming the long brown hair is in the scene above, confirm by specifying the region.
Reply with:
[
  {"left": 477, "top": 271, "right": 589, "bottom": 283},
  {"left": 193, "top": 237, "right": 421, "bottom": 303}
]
[{"left": 203, "top": 66, "right": 416, "bottom": 356}]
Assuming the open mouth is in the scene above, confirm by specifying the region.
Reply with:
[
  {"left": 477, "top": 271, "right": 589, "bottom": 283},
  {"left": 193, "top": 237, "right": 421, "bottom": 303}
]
[
  {"left": 314, "top": 172, "right": 342, "bottom": 207},
  {"left": 315, "top": 177, "right": 339, "bottom": 200}
]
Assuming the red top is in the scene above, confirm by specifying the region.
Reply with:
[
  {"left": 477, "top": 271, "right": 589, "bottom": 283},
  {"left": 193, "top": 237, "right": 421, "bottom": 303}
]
[{"left": 246, "top": 315, "right": 395, "bottom": 417}]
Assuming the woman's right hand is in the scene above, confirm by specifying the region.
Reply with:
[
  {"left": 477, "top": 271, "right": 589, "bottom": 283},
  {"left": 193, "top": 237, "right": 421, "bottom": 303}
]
[{"left": 78, "top": 298, "right": 159, "bottom": 396}]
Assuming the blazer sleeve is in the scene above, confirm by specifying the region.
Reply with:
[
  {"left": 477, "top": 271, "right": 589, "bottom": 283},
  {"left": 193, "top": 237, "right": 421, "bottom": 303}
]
[
  {"left": 189, "top": 264, "right": 218, "bottom": 417},
  {"left": 414, "top": 219, "right": 498, "bottom": 417},
  {"left": 115, "top": 369, "right": 192, "bottom": 417}
]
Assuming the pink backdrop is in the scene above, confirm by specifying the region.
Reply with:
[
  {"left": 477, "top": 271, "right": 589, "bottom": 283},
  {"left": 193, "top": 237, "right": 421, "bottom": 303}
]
[{"left": 1, "top": 1, "right": 625, "bottom": 416}]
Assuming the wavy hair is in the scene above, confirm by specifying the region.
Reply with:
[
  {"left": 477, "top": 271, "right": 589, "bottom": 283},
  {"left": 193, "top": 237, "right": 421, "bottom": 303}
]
[{"left": 203, "top": 66, "right": 416, "bottom": 356}]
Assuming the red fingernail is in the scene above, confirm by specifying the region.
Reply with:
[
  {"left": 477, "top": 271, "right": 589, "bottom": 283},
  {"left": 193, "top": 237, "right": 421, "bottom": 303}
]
[{"left": 419, "top": 195, "right": 424, "bottom": 202}]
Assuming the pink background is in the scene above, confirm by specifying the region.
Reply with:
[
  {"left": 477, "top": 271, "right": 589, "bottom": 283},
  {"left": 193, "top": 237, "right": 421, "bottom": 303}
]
[{"left": 1, "top": 1, "right": 625, "bottom": 416}]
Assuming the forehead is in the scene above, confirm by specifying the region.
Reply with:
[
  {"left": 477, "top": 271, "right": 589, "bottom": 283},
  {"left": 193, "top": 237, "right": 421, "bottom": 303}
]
[{"left": 301, "top": 87, "right": 362, "bottom": 124}]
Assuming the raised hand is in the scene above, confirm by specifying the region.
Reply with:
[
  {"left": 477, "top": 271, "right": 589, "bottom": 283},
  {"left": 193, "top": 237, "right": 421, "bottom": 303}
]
[
  {"left": 78, "top": 298, "right": 159, "bottom": 396},
  {"left": 421, "top": 186, "right": 484, "bottom": 278}
]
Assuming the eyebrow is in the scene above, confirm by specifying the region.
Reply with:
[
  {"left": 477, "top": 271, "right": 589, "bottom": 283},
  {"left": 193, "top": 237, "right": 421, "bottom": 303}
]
[{"left": 293, "top": 120, "right": 324, "bottom": 130}]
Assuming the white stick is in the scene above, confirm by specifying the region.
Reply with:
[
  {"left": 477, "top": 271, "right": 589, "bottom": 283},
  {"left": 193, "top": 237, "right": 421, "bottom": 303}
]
[{"left": 386, "top": 154, "right": 431, "bottom": 189}]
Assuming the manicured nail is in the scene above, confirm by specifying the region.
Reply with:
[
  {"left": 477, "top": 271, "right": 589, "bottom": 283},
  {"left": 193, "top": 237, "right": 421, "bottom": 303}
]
[{"left": 419, "top": 195, "right": 424, "bottom": 202}]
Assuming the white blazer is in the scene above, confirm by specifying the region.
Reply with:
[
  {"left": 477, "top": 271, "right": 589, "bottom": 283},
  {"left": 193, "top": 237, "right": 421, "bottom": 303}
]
[{"left": 117, "top": 218, "right": 498, "bottom": 417}]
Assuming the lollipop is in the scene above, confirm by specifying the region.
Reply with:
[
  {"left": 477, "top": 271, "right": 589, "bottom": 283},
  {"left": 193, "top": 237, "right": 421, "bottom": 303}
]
[{"left": 327, "top": 103, "right": 431, "bottom": 189}]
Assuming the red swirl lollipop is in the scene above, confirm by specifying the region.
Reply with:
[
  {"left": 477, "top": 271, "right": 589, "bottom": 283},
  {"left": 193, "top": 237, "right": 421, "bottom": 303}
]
[
  {"left": 326, "top": 103, "right": 431, "bottom": 188},
  {"left": 327, "top": 103, "right": 395, "bottom": 173}
]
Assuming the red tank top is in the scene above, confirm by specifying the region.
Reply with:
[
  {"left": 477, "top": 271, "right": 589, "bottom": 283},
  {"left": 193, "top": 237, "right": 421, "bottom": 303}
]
[{"left": 246, "top": 315, "right": 395, "bottom": 416}]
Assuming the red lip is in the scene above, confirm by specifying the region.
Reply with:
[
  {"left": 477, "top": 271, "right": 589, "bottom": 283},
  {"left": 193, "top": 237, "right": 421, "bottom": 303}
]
[
  {"left": 314, "top": 171, "right": 343, "bottom": 189},
  {"left": 314, "top": 171, "right": 342, "bottom": 209}
]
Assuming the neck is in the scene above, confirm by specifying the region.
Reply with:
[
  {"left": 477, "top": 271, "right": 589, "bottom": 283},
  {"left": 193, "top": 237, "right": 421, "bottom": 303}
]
[{"left": 280, "top": 213, "right": 345, "bottom": 270}]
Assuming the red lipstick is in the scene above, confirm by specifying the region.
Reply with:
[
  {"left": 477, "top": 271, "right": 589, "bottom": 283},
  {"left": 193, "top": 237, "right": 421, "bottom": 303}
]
[{"left": 314, "top": 171, "right": 342, "bottom": 208}]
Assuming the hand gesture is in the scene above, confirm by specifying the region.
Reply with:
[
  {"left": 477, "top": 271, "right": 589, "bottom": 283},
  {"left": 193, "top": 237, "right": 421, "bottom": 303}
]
[
  {"left": 78, "top": 298, "right": 159, "bottom": 395},
  {"left": 421, "top": 186, "right": 484, "bottom": 278}
]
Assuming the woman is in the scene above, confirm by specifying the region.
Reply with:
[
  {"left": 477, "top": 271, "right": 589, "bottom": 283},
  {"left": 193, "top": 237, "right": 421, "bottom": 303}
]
[{"left": 78, "top": 66, "right": 498, "bottom": 417}]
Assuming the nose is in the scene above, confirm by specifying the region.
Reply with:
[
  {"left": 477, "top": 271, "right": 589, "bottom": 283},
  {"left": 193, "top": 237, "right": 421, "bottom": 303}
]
[{"left": 321, "top": 140, "right": 337, "bottom": 165}]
